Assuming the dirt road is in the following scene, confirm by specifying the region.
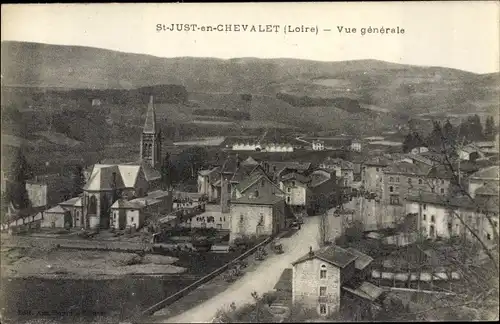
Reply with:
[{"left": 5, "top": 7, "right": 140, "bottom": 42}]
[{"left": 162, "top": 215, "right": 321, "bottom": 323}]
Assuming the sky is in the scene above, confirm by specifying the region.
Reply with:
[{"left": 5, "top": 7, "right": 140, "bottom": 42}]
[{"left": 2, "top": 2, "right": 499, "bottom": 74}]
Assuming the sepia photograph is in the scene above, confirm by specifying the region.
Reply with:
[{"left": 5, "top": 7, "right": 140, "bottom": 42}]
[{"left": 0, "top": 2, "right": 499, "bottom": 323}]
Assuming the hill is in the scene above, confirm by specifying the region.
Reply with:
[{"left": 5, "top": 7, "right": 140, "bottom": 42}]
[{"left": 2, "top": 41, "right": 498, "bottom": 117}]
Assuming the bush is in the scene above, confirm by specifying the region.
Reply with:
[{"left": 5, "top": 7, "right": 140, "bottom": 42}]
[{"left": 116, "top": 253, "right": 143, "bottom": 266}]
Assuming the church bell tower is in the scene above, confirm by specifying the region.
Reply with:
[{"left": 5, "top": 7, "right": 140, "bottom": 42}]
[{"left": 141, "top": 96, "right": 162, "bottom": 169}]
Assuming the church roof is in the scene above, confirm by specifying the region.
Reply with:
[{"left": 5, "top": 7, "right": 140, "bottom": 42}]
[{"left": 143, "top": 95, "right": 157, "bottom": 134}]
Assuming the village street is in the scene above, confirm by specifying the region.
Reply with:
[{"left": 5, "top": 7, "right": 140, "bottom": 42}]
[{"left": 162, "top": 215, "right": 321, "bottom": 323}]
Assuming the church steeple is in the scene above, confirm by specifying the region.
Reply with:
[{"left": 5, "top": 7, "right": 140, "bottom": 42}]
[
  {"left": 141, "top": 96, "right": 162, "bottom": 168},
  {"left": 143, "top": 95, "right": 157, "bottom": 134}
]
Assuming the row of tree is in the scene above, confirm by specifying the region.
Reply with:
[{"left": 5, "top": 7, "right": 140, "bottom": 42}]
[{"left": 403, "top": 115, "right": 497, "bottom": 153}]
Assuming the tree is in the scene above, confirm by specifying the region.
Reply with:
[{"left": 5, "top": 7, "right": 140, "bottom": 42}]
[
  {"left": 175, "top": 147, "right": 208, "bottom": 182},
  {"left": 484, "top": 116, "right": 496, "bottom": 140},
  {"left": 10, "top": 149, "right": 32, "bottom": 210},
  {"left": 160, "top": 152, "right": 173, "bottom": 189},
  {"left": 71, "top": 165, "right": 85, "bottom": 196}
]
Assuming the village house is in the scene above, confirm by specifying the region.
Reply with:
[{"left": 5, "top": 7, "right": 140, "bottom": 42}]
[
  {"left": 382, "top": 161, "right": 431, "bottom": 206},
  {"left": 278, "top": 172, "right": 312, "bottom": 213},
  {"left": 41, "top": 205, "right": 72, "bottom": 228},
  {"left": 468, "top": 165, "right": 500, "bottom": 198},
  {"left": 319, "top": 158, "right": 355, "bottom": 188},
  {"left": 312, "top": 140, "right": 325, "bottom": 151},
  {"left": 290, "top": 245, "right": 382, "bottom": 317},
  {"left": 58, "top": 196, "right": 84, "bottom": 228},
  {"left": 405, "top": 192, "right": 498, "bottom": 243},
  {"left": 229, "top": 192, "right": 287, "bottom": 243},
  {"left": 410, "top": 146, "right": 429, "bottom": 155},
  {"left": 350, "top": 139, "right": 362, "bottom": 152},
  {"left": 25, "top": 173, "right": 74, "bottom": 208},
  {"left": 361, "top": 157, "right": 390, "bottom": 196},
  {"left": 457, "top": 143, "right": 486, "bottom": 161},
  {"left": 404, "top": 153, "right": 434, "bottom": 170}
]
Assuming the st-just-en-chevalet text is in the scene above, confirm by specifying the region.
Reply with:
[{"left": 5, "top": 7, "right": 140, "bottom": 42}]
[{"left": 156, "top": 24, "right": 405, "bottom": 36}]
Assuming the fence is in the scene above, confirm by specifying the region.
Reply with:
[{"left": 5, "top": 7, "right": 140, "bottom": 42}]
[{"left": 134, "top": 235, "right": 275, "bottom": 319}]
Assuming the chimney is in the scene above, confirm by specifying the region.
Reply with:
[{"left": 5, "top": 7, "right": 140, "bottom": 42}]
[{"left": 309, "top": 246, "right": 314, "bottom": 257}]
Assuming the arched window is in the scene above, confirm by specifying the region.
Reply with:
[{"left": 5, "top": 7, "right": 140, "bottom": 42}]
[
  {"left": 320, "top": 264, "right": 327, "bottom": 279},
  {"left": 389, "top": 177, "right": 394, "bottom": 182},
  {"left": 389, "top": 186, "right": 394, "bottom": 193},
  {"left": 418, "top": 179, "right": 423, "bottom": 185},
  {"left": 88, "top": 196, "right": 97, "bottom": 214}
]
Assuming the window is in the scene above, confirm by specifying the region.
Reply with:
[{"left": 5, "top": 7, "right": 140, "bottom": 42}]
[
  {"left": 408, "top": 178, "right": 412, "bottom": 184},
  {"left": 389, "top": 186, "right": 394, "bottom": 193},
  {"left": 239, "top": 214, "right": 244, "bottom": 223},
  {"left": 440, "top": 188, "right": 445, "bottom": 194},
  {"left": 292, "top": 181, "right": 296, "bottom": 187},
  {"left": 258, "top": 214, "right": 264, "bottom": 226},
  {"left": 441, "top": 180, "right": 445, "bottom": 185},
  {"left": 418, "top": 179, "right": 423, "bottom": 185},
  {"left": 319, "top": 304, "right": 327, "bottom": 315},
  {"left": 254, "top": 190, "right": 259, "bottom": 197},
  {"left": 88, "top": 196, "right": 97, "bottom": 214},
  {"left": 320, "top": 265, "right": 327, "bottom": 279},
  {"left": 287, "top": 188, "right": 291, "bottom": 193},
  {"left": 319, "top": 286, "right": 327, "bottom": 296},
  {"left": 423, "top": 214, "right": 427, "bottom": 221},
  {"left": 396, "top": 177, "right": 400, "bottom": 183},
  {"left": 376, "top": 168, "right": 380, "bottom": 172},
  {"left": 389, "top": 177, "right": 394, "bottom": 182},
  {"left": 494, "top": 221, "right": 498, "bottom": 228},
  {"left": 423, "top": 204, "right": 427, "bottom": 210},
  {"left": 261, "top": 179, "right": 265, "bottom": 187},
  {"left": 131, "top": 217, "right": 134, "bottom": 222},
  {"left": 390, "top": 195, "right": 400, "bottom": 205},
  {"left": 287, "top": 196, "right": 291, "bottom": 203},
  {"left": 448, "top": 222, "right": 452, "bottom": 233},
  {"left": 487, "top": 233, "right": 491, "bottom": 240},
  {"left": 431, "top": 215, "right": 435, "bottom": 223}
]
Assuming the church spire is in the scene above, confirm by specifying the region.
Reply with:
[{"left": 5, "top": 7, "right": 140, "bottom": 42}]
[{"left": 143, "top": 95, "right": 156, "bottom": 134}]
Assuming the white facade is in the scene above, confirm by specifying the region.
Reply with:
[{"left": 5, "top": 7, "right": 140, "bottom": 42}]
[
  {"left": 293, "top": 258, "right": 342, "bottom": 316},
  {"left": 350, "top": 141, "right": 362, "bottom": 152},
  {"left": 279, "top": 180, "right": 309, "bottom": 206},
  {"left": 312, "top": 141, "right": 325, "bottom": 151},
  {"left": 411, "top": 146, "right": 429, "bottom": 155}
]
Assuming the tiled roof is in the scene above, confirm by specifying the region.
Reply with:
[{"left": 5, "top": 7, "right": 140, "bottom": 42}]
[
  {"left": 231, "top": 194, "right": 284, "bottom": 206},
  {"left": 345, "top": 247, "right": 374, "bottom": 270},
  {"left": 140, "top": 162, "right": 161, "bottom": 181},
  {"left": 342, "top": 281, "right": 384, "bottom": 302},
  {"left": 470, "top": 166, "right": 500, "bottom": 180},
  {"left": 59, "top": 197, "right": 81, "bottom": 206},
  {"left": 406, "top": 192, "right": 498, "bottom": 213},
  {"left": 309, "top": 170, "right": 332, "bottom": 188},
  {"left": 234, "top": 172, "right": 266, "bottom": 193},
  {"left": 321, "top": 158, "right": 354, "bottom": 170},
  {"left": 475, "top": 183, "right": 500, "bottom": 196},
  {"left": 292, "top": 245, "right": 358, "bottom": 269},
  {"left": 46, "top": 205, "right": 67, "bottom": 214},
  {"left": 383, "top": 161, "right": 429, "bottom": 176},
  {"left": 241, "top": 156, "right": 259, "bottom": 166},
  {"left": 84, "top": 165, "right": 125, "bottom": 191},
  {"left": 280, "top": 172, "right": 311, "bottom": 184},
  {"left": 406, "top": 154, "right": 434, "bottom": 166},
  {"left": 364, "top": 156, "right": 390, "bottom": 167},
  {"left": 111, "top": 199, "right": 142, "bottom": 209}
]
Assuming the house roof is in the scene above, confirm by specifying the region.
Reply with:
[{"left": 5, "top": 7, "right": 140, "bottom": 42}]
[
  {"left": 140, "top": 162, "right": 161, "bottom": 181},
  {"left": 280, "top": 172, "right": 311, "bottom": 184},
  {"left": 59, "top": 197, "right": 81, "bottom": 207},
  {"left": 475, "top": 183, "right": 500, "bottom": 196},
  {"left": 364, "top": 156, "right": 390, "bottom": 167},
  {"left": 241, "top": 156, "right": 259, "bottom": 166},
  {"left": 406, "top": 192, "right": 499, "bottom": 213},
  {"left": 342, "top": 281, "right": 384, "bottom": 302},
  {"left": 46, "top": 205, "right": 68, "bottom": 214},
  {"left": 345, "top": 247, "right": 374, "bottom": 270},
  {"left": 231, "top": 193, "right": 285, "bottom": 206},
  {"left": 234, "top": 172, "right": 266, "bottom": 193},
  {"left": 470, "top": 166, "right": 500, "bottom": 180},
  {"left": 111, "top": 199, "right": 142, "bottom": 209},
  {"left": 321, "top": 158, "right": 354, "bottom": 170},
  {"left": 143, "top": 96, "right": 157, "bottom": 134},
  {"left": 309, "top": 170, "right": 332, "bottom": 188},
  {"left": 198, "top": 167, "right": 220, "bottom": 177},
  {"left": 273, "top": 268, "right": 292, "bottom": 292},
  {"left": 383, "top": 161, "right": 429, "bottom": 176},
  {"left": 83, "top": 165, "right": 126, "bottom": 191},
  {"left": 292, "top": 245, "right": 358, "bottom": 269},
  {"left": 406, "top": 154, "right": 434, "bottom": 166}
]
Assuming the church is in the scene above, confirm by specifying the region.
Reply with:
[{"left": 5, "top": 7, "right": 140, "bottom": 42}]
[{"left": 57, "top": 96, "right": 173, "bottom": 230}]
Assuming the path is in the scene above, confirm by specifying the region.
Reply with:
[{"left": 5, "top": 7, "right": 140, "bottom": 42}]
[{"left": 160, "top": 215, "right": 321, "bottom": 323}]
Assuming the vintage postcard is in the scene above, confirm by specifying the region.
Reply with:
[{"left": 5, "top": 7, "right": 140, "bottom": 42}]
[{"left": 1, "top": 2, "right": 499, "bottom": 324}]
